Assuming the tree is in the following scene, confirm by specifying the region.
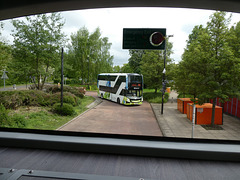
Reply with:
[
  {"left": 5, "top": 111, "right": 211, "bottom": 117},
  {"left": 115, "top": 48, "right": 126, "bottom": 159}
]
[
  {"left": 176, "top": 11, "right": 240, "bottom": 126},
  {"left": 140, "top": 39, "right": 173, "bottom": 93},
  {"left": 112, "top": 65, "right": 121, "bottom": 73},
  {"left": 128, "top": 50, "right": 145, "bottom": 74},
  {"left": 67, "top": 27, "right": 113, "bottom": 83},
  {"left": 140, "top": 50, "right": 163, "bottom": 92},
  {"left": 0, "top": 23, "right": 12, "bottom": 86},
  {"left": 121, "top": 63, "right": 133, "bottom": 73},
  {"left": 228, "top": 21, "right": 240, "bottom": 62},
  {"left": 205, "top": 12, "right": 240, "bottom": 126},
  {"left": 0, "top": 42, "right": 12, "bottom": 73},
  {"left": 11, "top": 13, "right": 66, "bottom": 89},
  {"left": 175, "top": 25, "right": 210, "bottom": 99}
]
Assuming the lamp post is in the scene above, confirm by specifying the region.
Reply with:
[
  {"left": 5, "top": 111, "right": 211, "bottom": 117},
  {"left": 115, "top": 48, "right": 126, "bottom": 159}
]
[
  {"left": 161, "top": 35, "right": 173, "bottom": 115},
  {"left": 61, "top": 48, "right": 64, "bottom": 107}
]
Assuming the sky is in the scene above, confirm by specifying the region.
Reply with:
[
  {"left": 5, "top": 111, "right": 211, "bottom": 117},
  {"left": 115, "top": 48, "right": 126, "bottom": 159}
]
[{"left": 1, "top": 7, "right": 240, "bottom": 66}]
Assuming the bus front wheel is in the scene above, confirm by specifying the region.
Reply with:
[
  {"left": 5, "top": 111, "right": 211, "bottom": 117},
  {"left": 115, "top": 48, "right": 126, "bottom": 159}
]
[
  {"left": 117, "top": 98, "right": 120, "bottom": 104},
  {"left": 101, "top": 93, "right": 103, "bottom": 99}
]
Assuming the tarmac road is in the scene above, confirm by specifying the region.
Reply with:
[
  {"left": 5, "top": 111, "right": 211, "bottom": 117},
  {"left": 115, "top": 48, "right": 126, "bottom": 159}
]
[{"left": 59, "top": 91, "right": 163, "bottom": 136}]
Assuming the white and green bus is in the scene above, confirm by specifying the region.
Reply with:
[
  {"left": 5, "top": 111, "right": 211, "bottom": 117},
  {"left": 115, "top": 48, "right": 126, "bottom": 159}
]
[{"left": 97, "top": 73, "right": 143, "bottom": 105}]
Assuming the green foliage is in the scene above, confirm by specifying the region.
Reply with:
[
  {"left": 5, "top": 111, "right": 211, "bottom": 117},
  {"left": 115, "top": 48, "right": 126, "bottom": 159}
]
[
  {"left": 127, "top": 39, "right": 173, "bottom": 92},
  {"left": 112, "top": 65, "right": 121, "bottom": 73},
  {"left": 143, "top": 92, "right": 169, "bottom": 103},
  {"left": 0, "top": 42, "right": 12, "bottom": 73},
  {"left": 0, "top": 89, "right": 94, "bottom": 129},
  {"left": 64, "top": 86, "right": 85, "bottom": 98},
  {"left": 44, "top": 85, "right": 85, "bottom": 98},
  {"left": 121, "top": 64, "right": 133, "bottom": 73},
  {"left": 175, "top": 11, "right": 240, "bottom": 126},
  {"left": 50, "top": 92, "right": 78, "bottom": 106},
  {"left": 52, "top": 103, "right": 75, "bottom": 116},
  {"left": 11, "top": 13, "right": 66, "bottom": 90},
  {"left": 140, "top": 40, "right": 173, "bottom": 92},
  {"left": 8, "top": 114, "right": 26, "bottom": 128},
  {"left": 128, "top": 50, "right": 145, "bottom": 74},
  {"left": 112, "top": 64, "right": 133, "bottom": 73},
  {"left": 63, "top": 93, "right": 77, "bottom": 106},
  {"left": 0, "top": 87, "right": 83, "bottom": 109},
  {"left": 228, "top": 21, "right": 240, "bottom": 61},
  {"left": 0, "top": 104, "right": 8, "bottom": 126},
  {"left": 140, "top": 51, "right": 163, "bottom": 91},
  {"left": 177, "top": 94, "right": 194, "bottom": 98},
  {"left": 0, "top": 25, "right": 13, "bottom": 86},
  {"left": 0, "top": 90, "right": 48, "bottom": 109},
  {"left": 64, "top": 27, "right": 113, "bottom": 84},
  {"left": 0, "top": 104, "right": 26, "bottom": 128},
  {"left": 6, "top": 96, "right": 94, "bottom": 130}
]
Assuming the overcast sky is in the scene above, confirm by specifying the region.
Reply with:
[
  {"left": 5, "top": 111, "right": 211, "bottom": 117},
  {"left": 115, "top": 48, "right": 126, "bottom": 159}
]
[{"left": 1, "top": 7, "right": 240, "bottom": 66}]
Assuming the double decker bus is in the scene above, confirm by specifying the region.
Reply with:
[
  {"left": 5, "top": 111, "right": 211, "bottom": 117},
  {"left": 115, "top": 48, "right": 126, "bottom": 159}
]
[{"left": 97, "top": 73, "right": 143, "bottom": 105}]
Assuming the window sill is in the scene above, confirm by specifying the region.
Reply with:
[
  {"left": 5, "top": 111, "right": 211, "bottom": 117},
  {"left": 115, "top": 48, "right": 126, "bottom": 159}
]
[{"left": 0, "top": 130, "right": 239, "bottom": 161}]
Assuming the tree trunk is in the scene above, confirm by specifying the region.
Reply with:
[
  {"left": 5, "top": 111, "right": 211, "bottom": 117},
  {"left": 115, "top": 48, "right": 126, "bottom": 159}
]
[
  {"left": 211, "top": 97, "right": 217, "bottom": 126},
  {"left": 155, "top": 88, "right": 157, "bottom": 93},
  {"left": 41, "top": 65, "right": 49, "bottom": 90}
]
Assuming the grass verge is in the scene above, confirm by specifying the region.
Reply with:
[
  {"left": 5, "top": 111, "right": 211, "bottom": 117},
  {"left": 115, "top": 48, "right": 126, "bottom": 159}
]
[
  {"left": 143, "top": 89, "right": 169, "bottom": 103},
  {"left": 5, "top": 96, "right": 95, "bottom": 130},
  {"left": 69, "top": 84, "right": 98, "bottom": 91}
]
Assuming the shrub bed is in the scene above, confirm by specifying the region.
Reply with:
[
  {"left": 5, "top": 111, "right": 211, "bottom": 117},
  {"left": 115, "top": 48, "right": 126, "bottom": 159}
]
[
  {"left": 50, "top": 92, "right": 79, "bottom": 106},
  {"left": 0, "top": 104, "right": 26, "bottom": 128},
  {"left": 0, "top": 88, "right": 82, "bottom": 109},
  {"left": 52, "top": 103, "right": 75, "bottom": 116},
  {"left": 44, "top": 85, "right": 85, "bottom": 98},
  {"left": 143, "top": 92, "right": 169, "bottom": 103},
  {"left": 0, "top": 90, "right": 48, "bottom": 109}
]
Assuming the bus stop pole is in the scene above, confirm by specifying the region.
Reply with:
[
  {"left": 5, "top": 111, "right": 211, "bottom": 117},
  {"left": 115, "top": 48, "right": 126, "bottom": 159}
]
[{"left": 192, "top": 104, "right": 196, "bottom": 138}]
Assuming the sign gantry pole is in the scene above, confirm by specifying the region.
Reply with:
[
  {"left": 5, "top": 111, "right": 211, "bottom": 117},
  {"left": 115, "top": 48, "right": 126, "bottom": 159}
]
[{"left": 160, "top": 35, "right": 173, "bottom": 115}]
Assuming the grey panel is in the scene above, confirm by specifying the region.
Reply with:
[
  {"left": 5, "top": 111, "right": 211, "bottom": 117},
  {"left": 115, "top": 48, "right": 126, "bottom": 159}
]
[{"left": 1, "top": 0, "right": 240, "bottom": 21}]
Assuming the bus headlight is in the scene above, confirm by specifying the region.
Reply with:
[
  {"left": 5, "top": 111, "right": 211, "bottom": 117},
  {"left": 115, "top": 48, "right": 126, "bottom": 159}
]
[{"left": 126, "top": 98, "right": 130, "bottom": 103}]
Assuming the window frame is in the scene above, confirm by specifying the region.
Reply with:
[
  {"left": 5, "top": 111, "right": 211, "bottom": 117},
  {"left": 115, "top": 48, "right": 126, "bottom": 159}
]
[{"left": 0, "top": 0, "right": 240, "bottom": 162}]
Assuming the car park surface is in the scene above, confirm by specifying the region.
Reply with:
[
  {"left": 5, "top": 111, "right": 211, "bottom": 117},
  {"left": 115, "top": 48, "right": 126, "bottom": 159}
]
[{"left": 59, "top": 91, "right": 163, "bottom": 136}]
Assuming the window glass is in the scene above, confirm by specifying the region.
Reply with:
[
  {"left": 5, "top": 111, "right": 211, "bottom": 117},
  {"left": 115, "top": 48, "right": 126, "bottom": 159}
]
[
  {"left": 0, "top": 7, "right": 240, "bottom": 141},
  {"left": 129, "top": 75, "right": 142, "bottom": 83}
]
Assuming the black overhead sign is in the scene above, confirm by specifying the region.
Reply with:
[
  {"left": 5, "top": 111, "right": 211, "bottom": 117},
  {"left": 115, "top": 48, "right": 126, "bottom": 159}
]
[{"left": 123, "top": 28, "right": 166, "bottom": 50}]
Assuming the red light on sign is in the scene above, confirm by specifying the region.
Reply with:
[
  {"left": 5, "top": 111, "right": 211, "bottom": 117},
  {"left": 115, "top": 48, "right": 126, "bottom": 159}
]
[
  {"left": 132, "top": 84, "right": 137, "bottom": 87},
  {"left": 150, "top": 32, "right": 165, "bottom": 46},
  {"left": 138, "top": 84, "right": 141, "bottom": 86}
]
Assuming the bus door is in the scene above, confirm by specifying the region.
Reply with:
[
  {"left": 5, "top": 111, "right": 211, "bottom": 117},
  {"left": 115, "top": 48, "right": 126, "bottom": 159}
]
[{"left": 106, "top": 75, "right": 111, "bottom": 100}]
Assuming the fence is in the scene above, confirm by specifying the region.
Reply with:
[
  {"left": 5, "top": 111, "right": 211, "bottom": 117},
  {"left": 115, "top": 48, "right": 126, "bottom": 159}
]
[{"left": 210, "top": 97, "right": 240, "bottom": 119}]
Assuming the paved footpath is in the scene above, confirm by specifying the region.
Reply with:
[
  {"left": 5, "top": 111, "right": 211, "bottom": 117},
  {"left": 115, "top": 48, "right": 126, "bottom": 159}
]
[
  {"left": 151, "top": 91, "right": 240, "bottom": 140},
  {"left": 59, "top": 91, "right": 163, "bottom": 137}
]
